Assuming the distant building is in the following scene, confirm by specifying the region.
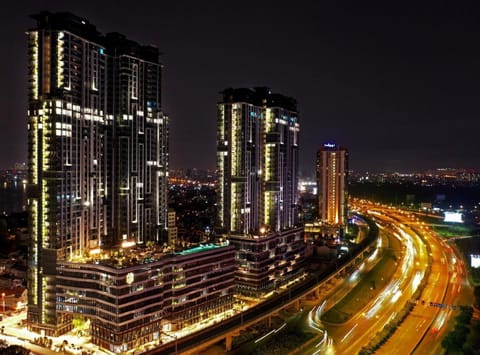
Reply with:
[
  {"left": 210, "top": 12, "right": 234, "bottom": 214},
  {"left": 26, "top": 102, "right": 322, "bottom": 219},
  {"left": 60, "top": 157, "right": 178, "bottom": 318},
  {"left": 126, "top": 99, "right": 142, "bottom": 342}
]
[
  {"left": 14, "top": 163, "right": 27, "bottom": 171},
  {"left": 27, "top": 11, "right": 168, "bottom": 336},
  {"left": 0, "top": 287, "right": 28, "bottom": 312},
  {"left": 317, "top": 143, "right": 348, "bottom": 225},
  {"left": 167, "top": 209, "right": 178, "bottom": 247},
  {"left": 0, "top": 276, "right": 13, "bottom": 289},
  {"left": 9, "top": 264, "right": 27, "bottom": 280},
  {"left": 216, "top": 87, "right": 305, "bottom": 296}
]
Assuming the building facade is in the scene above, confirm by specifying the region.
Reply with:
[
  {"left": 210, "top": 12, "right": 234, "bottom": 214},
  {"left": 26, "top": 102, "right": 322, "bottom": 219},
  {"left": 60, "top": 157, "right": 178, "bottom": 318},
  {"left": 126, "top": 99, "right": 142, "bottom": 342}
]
[
  {"left": 228, "top": 227, "right": 304, "bottom": 296},
  {"left": 27, "top": 11, "right": 168, "bottom": 336},
  {"left": 217, "top": 87, "right": 300, "bottom": 235},
  {"left": 0, "top": 287, "right": 28, "bottom": 312},
  {"left": 216, "top": 88, "right": 304, "bottom": 296},
  {"left": 316, "top": 143, "right": 348, "bottom": 225},
  {"left": 167, "top": 209, "right": 178, "bottom": 247},
  {"left": 56, "top": 243, "right": 235, "bottom": 353}
]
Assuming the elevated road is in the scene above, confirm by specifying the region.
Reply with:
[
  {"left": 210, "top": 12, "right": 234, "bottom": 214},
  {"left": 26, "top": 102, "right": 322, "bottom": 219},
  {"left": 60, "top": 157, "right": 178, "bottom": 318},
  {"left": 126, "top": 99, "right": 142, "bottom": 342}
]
[{"left": 147, "top": 223, "right": 379, "bottom": 355}]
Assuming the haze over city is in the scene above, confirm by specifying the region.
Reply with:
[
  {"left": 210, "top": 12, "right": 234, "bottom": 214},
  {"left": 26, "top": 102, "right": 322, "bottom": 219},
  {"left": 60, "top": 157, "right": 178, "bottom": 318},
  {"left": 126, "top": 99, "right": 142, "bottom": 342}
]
[{"left": 2, "top": 1, "right": 480, "bottom": 174}]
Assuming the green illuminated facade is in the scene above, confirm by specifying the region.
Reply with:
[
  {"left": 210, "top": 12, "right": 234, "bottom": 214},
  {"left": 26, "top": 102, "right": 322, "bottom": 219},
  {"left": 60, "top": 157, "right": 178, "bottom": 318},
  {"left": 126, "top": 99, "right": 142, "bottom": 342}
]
[
  {"left": 27, "top": 11, "right": 168, "bottom": 335},
  {"left": 217, "top": 87, "right": 300, "bottom": 235},
  {"left": 217, "top": 88, "right": 304, "bottom": 296}
]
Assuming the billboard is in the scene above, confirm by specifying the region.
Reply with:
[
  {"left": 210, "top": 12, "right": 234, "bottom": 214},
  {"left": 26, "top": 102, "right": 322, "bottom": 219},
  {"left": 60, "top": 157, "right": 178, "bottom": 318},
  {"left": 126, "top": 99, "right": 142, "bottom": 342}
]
[
  {"left": 443, "top": 211, "right": 463, "bottom": 223},
  {"left": 471, "top": 255, "right": 480, "bottom": 268}
]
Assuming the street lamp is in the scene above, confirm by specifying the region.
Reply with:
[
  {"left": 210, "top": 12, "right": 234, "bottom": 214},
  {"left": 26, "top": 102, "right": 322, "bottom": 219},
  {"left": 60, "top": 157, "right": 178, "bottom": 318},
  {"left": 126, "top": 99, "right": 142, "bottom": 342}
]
[{"left": 163, "top": 331, "right": 177, "bottom": 355}]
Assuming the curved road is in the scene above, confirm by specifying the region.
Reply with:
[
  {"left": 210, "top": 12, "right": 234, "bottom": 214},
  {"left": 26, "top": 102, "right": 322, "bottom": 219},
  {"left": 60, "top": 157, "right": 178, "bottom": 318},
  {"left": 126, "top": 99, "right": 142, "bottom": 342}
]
[{"left": 300, "top": 204, "right": 460, "bottom": 355}]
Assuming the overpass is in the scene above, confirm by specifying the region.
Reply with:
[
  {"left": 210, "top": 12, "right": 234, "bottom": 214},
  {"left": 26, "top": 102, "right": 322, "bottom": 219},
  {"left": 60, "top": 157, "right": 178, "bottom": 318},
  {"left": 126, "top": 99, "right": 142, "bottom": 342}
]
[{"left": 148, "top": 220, "right": 379, "bottom": 354}]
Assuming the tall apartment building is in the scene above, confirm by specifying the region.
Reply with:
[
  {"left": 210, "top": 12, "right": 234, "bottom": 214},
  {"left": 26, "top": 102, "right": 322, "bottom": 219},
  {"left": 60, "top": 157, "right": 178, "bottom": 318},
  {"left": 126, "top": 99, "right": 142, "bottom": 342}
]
[
  {"left": 217, "top": 87, "right": 300, "bottom": 234},
  {"left": 26, "top": 11, "right": 168, "bottom": 335},
  {"left": 316, "top": 143, "right": 348, "bottom": 225},
  {"left": 217, "top": 87, "right": 304, "bottom": 296}
]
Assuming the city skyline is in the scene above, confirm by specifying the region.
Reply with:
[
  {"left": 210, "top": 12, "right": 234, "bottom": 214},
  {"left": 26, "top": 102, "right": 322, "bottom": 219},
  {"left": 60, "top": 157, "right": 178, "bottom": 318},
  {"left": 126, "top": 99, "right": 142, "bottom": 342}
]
[
  {"left": 0, "top": 5, "right": 476, "bottom": 354},
  {"left": 2, "top": 2, "right": 480, "bottom": 175}
]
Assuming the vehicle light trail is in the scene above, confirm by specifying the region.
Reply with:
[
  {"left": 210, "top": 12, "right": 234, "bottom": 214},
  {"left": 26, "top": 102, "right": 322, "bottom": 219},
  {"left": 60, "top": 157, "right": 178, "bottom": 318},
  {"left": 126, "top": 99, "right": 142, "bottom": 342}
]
[
  {"left": 431, "top": 311, "right": 449, "bottom": 333},
  {"left": 340, "top": 324, "right": 358, "bottom": 343},
  {"left": 254, "top": 322, "right": 287, "bottom": 343},
  {"left": 411, "top": 271, "right": 424, "bottom": 293}
]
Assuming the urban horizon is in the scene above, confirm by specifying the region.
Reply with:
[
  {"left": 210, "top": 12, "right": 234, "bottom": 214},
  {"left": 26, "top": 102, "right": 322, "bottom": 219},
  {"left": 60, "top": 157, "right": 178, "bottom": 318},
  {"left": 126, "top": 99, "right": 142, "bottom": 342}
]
[
  {"left": 0, "top": 5, "right": 478, "bottom": 355},
  {"left": 2, "top": 2, "right": 480, "bottom": 173}
]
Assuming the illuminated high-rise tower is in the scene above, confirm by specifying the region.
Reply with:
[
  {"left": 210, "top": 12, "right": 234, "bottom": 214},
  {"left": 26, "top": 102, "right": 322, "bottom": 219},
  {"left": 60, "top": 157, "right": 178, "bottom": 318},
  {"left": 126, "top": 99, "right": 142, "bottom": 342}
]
[
  {"left": 217, "top": 87, "right": 300, "bottom": 234},
  {"left": 26, "top": 11, "right": 168, "bottom": 335},
  {"left": 316, "top": 143, "right": 348, "bottom": 225},
  {"left": 217, "top": 88, "right": 304, "bottom": 296}
]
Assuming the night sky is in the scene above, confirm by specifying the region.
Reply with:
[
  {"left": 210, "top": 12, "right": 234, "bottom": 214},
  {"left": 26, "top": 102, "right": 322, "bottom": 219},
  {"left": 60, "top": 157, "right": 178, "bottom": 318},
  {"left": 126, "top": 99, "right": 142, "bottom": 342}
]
[{"left": 1, "top": 1, "right": 480, "bottom": 176}]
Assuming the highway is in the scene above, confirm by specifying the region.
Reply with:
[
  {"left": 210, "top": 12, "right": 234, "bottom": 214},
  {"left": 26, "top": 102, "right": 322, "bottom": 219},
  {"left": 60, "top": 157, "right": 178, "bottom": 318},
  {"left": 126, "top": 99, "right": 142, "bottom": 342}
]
[
  {"left": 375, "top": 209, "right": 469, "bottom": 355},
  {"left": 335, "top": 204, "right": 462, "bottom": 355},
  {"left": 323, "top": 213, "right": 428, "bottom": 355},
  {"left": 373, "top": 210, "right": 447, "bottom": 354},
  {"left": 296, "top": 203, "right": 459, "bottom": 355},
  {"left": 410, "top": 231, "right": 469, "bottom": 354}
]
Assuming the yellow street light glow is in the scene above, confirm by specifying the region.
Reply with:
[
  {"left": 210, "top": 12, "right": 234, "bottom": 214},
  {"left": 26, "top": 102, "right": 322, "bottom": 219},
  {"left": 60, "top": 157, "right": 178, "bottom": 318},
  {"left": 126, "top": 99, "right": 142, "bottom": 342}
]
[
  {"left": 89, "top": 248, "right": 101, "bottom": 255},
  {"left": 121, "top": 240, "right": 135, "bottom": 248}
]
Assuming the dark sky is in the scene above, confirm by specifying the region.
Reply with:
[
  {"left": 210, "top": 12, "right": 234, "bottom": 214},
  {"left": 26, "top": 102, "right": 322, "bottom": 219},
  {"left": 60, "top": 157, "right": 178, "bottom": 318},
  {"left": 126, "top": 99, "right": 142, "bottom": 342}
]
[{"left": 1, "top": 1, "right": 480, "bottom": 176}]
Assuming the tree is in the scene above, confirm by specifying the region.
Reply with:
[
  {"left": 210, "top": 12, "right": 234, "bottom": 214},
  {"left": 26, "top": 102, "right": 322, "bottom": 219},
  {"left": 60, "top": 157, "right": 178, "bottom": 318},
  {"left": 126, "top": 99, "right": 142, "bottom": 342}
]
[
  {"left": 456, "top": 306, "right": 473, "bottom": 325},
  {"left": 2, "top": 345, "right": 29, "bottom": 354},
  {"left": 72, "top": 315, "right": 89, "bottom": 336},
  {"left": 474, "top": 286, "right": 480, "bottom": 308},
  {"left": 146, "top": 240, "right": 156, "bottom": 250},
  {"left": 442, "top": 324, "right": 470, "bottom": 353},
  {"left": 453, "top": 324, "right": 469, "bottom": 347},
  {"left": 442, "top": 332, "right": 456, "bottom": 351}
]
